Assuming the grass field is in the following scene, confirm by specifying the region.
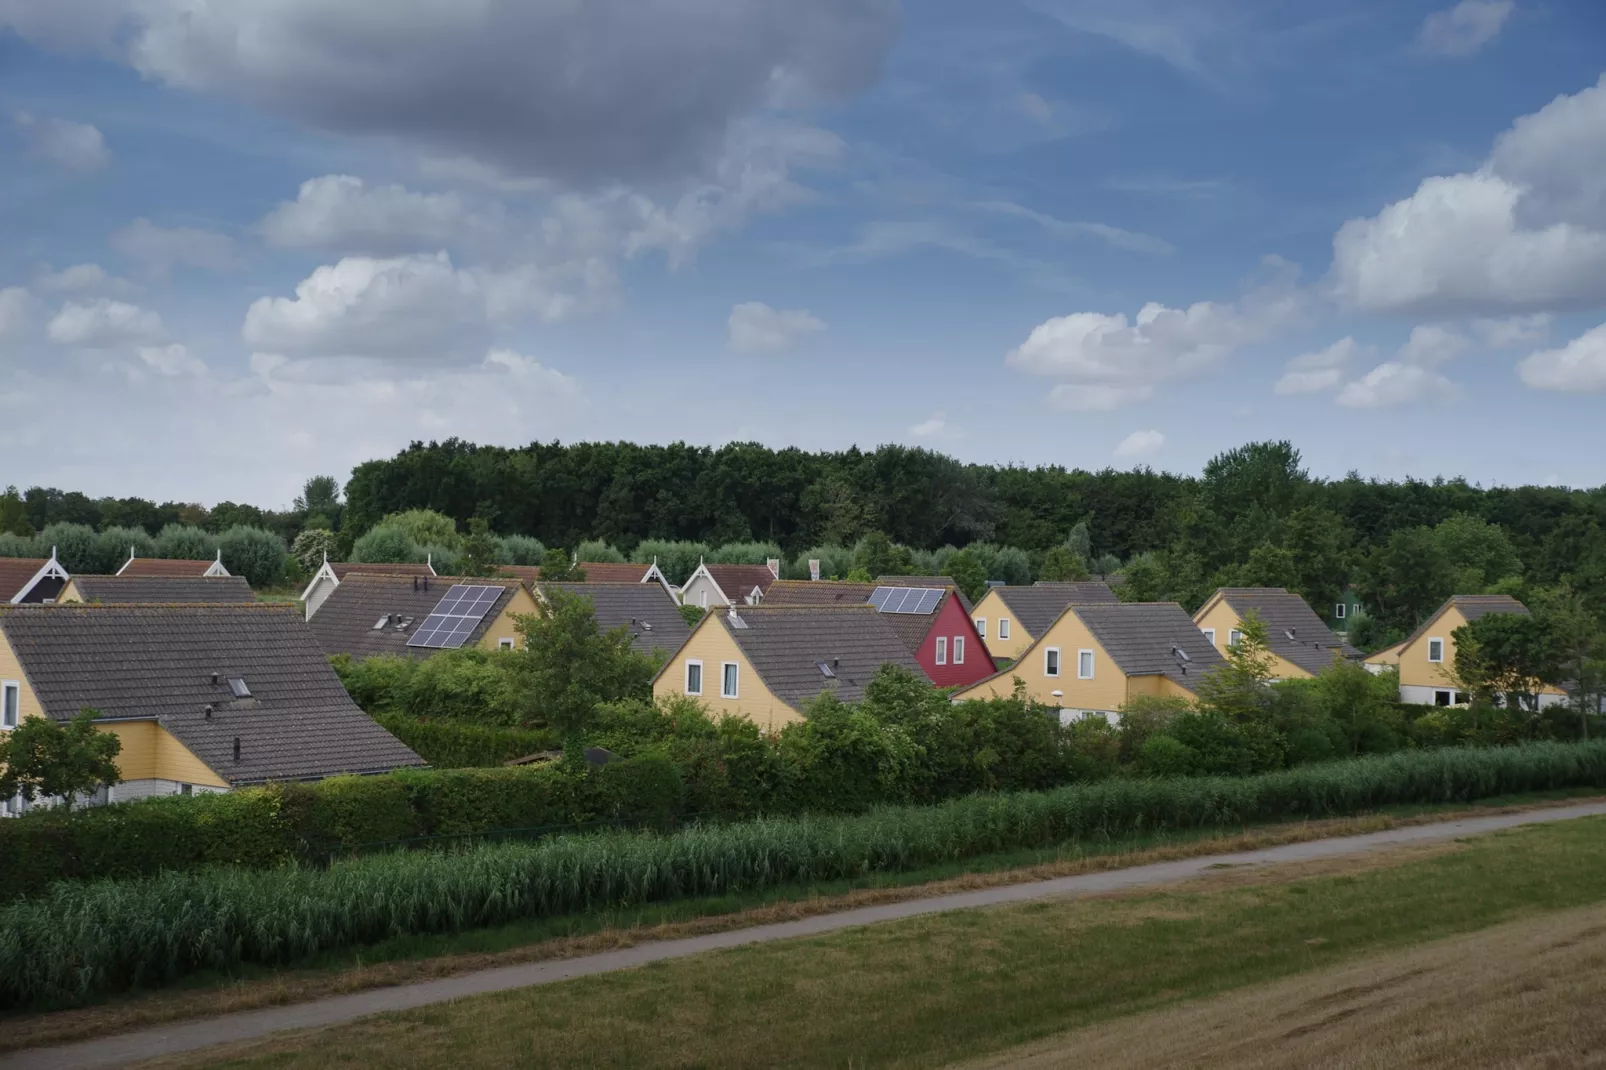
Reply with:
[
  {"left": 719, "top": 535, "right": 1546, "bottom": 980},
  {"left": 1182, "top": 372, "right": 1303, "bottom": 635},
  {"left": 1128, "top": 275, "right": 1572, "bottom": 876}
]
[{"left": 132, "top": 813, "right": 1606, "bottom": 1070}]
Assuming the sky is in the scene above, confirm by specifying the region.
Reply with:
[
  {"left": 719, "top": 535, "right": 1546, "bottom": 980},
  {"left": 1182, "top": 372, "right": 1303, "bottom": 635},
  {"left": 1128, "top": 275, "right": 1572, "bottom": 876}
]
[{"left": 1, "top": 0, "right": 1605, "bottom": 509}]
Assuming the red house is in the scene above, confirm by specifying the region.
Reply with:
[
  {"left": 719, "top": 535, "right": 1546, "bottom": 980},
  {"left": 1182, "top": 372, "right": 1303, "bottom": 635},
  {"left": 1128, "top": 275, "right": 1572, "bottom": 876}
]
[{"left": 762, "top": 580, "right": 992, "bottom": 689}]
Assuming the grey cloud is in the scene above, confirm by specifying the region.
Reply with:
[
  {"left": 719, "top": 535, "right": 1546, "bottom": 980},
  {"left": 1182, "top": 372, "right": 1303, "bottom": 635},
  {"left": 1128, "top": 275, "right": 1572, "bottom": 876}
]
[{"left": 111, "top": 218, "right": 237, "bottom": 276}]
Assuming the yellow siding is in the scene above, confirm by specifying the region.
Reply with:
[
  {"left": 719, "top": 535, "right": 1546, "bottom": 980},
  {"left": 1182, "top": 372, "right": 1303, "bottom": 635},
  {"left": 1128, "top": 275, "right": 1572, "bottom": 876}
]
[
  {"left": 954, "top": 608, "right": 1132, "bottom": 711},
  {"left": 969, "top": 589, "right": 1034, "bottom": 661},
  {"left": 1365, "top": 641, "right": 1404, "bottom": 668},
  {"left": 1192, "top": 593, "right": 1314, "bottom": 680},
  {"left": 55, "top": 579, "right": 86, "bottom": 603},
  {"left": 652, "top": 616, "right": 799, "bottom": 732},
  {"left": 1396, "top": 606, "right": 1470, "bottom": 690},
  {"left": 100, "top": 721, "right": 228, "bottom": 787},
  {"left": 0, "top": 628, "right": 43, "bottom": 725},
  {"left": 477, "top": 586, "right": 541, "bottom": 651}
]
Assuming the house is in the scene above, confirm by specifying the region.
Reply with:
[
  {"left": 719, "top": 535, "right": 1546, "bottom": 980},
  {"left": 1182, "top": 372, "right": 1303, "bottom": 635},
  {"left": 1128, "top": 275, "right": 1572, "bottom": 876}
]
[
  {"left": 306, "top": 574, "right": 538, "bottom": 659},
  {"left": 58, "top": 575, "right": 256, "bottom": 604},
  {"left": 1363, "top": 595, "right": 1567, "bottom": 708},
  {"left": 953, "top": 602, "right": 1227, "bottom": 723},
  {"left": 765, "top": 580, "right": 992, "bottom": 688},
  {"left": 539, "top": 581, "right": 692, "bottom": 656},
  {"left": 528, "top": 561, "right": 677, "bottom": 598},
  {"left": 118, "top": 550, "right": 230, "bottom": 578},
  {"left": 0, "top": 602, "right": 423, "bottom": 812},
  {"left": 678, "top": 560, "right": 781, "bottom": 609},
  {"left": 651, "top": 605, "right": 924, "bottom": 731},
  {"left": 300, "top": 558, "right": 437, "bottom": 620},
  {"left": 0, "top": 550, "right": 70, "bottom": 604},
  {"left": 1192, "top": 587, "right": 1360, "bottom": 680},
  {"left": 968, "top": 582, "right": 1118, "bottom": 664},
  {"left": 1331, "top": 585, "right": 1365, "bottom": 636}
]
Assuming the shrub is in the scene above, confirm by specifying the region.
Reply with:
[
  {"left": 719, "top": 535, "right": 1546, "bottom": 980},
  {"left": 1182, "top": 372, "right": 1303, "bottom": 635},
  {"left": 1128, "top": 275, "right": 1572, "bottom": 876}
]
[
  {"left": 291, "top": 528, "right": 336, "bottom": 572},
  {"left": 217, "top": 525, "right": 287, "bottom": 587},
  {"left": 0, "top": 532, "right": 39, "bottom": 557},
  {"left": 575, "top": 539, "right": 625, "bottom": 563},
  {"left": 632, "top": 540, "right": 708, "bottom": 585},
  {"left": 499, "top": 534, "right": 546, "bottom": 566},
  {"left": 787, "top": 544, "right": 853, "bottom": 581},
  {"left": 380, "top": 509, "right": 460, "bottom": 549},
  {"left": 35, "top": 522, "right": 97, "bottom": 574},
  {"left": 708, "top": 541, "right": 782, "bottom": 566},
  {"left": 351, "top": 523, "right": 424, "bottom": 564},
  {"left": 155, "top": 523, "right": 217, "bottom": 561},
  {"left": 375, "top": 714, "right": 559, "bottom": 768},
  {"left": 93, "top": 525, "right": 155, "bottom": 572}
]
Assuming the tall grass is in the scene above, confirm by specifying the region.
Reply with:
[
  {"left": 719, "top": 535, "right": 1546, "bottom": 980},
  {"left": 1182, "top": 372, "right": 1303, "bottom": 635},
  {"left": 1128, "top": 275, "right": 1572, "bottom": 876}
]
[{"left": 4, "top": 741, "right": 1605, "bottom": 1008}]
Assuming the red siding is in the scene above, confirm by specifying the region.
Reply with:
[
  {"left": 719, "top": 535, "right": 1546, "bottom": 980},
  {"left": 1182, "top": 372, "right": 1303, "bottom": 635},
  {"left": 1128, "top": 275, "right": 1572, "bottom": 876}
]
[{"left": 914, "top": 594, "right": 994, "bottom": 688}]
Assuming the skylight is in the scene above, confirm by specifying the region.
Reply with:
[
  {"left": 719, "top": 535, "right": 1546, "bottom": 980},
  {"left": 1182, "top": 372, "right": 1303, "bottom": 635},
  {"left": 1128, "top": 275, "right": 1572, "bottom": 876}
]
[{"left": 228, "top": 677, "right": 251, "bottom": 699}]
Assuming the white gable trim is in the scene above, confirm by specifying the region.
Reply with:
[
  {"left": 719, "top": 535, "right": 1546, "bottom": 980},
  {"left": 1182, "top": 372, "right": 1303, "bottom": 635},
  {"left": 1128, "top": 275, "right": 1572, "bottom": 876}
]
[
  {"left": 11, "top": 548, "right": 70, "bottom": 604},
  {"left": 203, "top": 549, "right": 230, "bottom": 577},
  {"left": 640, "top": 560, "right": 678, "bottom": 600},
  {"left": 679, "top": 561, "right": 732, "bottom": 607},
  {"left": 300, "top": 555, "right": 339, "bottom": 603}
]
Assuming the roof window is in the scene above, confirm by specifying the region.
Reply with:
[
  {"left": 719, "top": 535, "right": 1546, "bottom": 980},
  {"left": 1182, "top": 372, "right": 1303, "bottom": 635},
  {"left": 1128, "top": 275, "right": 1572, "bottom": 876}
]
[
  {"left": 228, "top": 677, "right": 251, "bottom": 699},
  {"left": 372, "top": 615, "right": 390, "bottom": 630}
]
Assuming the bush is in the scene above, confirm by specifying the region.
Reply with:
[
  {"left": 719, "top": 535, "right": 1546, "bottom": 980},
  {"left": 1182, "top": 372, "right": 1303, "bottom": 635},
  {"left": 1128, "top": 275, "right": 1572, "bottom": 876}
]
[
  {"left": 0, "top": 532, "right": 39, "bottom": 557},
  {"left": 632, "top": 540, "right": 708, "bottom": 586},
  {"left": 155, "top": 523, "right": 216, "bottom": 561},
  {"left": 787, "top": 544, "right": 853, "bottom": 581},
  {"left": 575, "top": 539, "right": 625, "bottom": 563},
  {"left": 217, "top": 525, "right": 287, "bottom": 587},
  {"left": 708, "top": 541, "right": 782, "bottom": 566},
  {"left": 332, "top": 650, "right": 522, "bottom": 725},
  {"left": 35, "top": 522, "right": 97, "bottom": 574},
  {"left": 499, "top": 534, "right": 546, "bottom": 566},
  {"left": 93, "top": 525, "right": 155, "bottom": 573},
  {"left": 380, "top": 509, "right": 460, "bottom": 550},
  {"left": 351, "top": 523, "right": 424, "bottom": 564},
  {"left": 291, "top": 528, "right": 336, "bottom": 572},
  {"left": 375, "top": 714, "right": 559, "bottom": 768}
]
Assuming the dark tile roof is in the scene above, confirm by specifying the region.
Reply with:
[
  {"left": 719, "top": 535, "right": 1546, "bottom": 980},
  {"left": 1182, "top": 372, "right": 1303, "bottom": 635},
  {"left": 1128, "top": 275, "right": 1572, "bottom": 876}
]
[
  {"left": 1212, "top": 588, "right": 1362, "bottom": 675},
  {"left": 718, "top": 605, "right": 924, "bottom": 709},
  {"left": 307, "top": 574, "right": 523, "bottom": 659},
  {"left": 540, "top": 582, "right": 691, "bottom": 655},
  {"left": 118, "top": 557, "right": 221, "bottom": 578},
  {"left": 530, "top": 562, "right": 651, "bottom": 583},
  {"left": 991, "top": 583, "right": 1118, "bottom": 636},
  {"left": 330, "top": 562, "right": 436, "bottom": 579},
  {"left": 1402, "top": 594, "right": 1531, "bottom": 650},
  {"left": 1076, "top": 602, "right": 1228, "bottom": 691},
  {"left": 706, "top": 564, "right": 779, "bottom": 600},
  {"left": 0, "top": 557, "right": 53, "bottom": 601},
  {"left": 876, "top": 576, "right": 973, "bottom": 614},
  {"left": 0, "top": 603, "right": 423, "bottom": 784},
  {"left": 762, "top": 580, "right": 877, "bottom": 606},
  {"left": 68, "top": 575, "right": 256, "bottom": 604}
]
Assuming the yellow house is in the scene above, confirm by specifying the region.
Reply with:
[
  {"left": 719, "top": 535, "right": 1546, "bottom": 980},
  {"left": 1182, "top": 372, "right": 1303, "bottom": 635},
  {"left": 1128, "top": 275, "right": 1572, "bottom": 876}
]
[
  {"left": 953, "top": 602, "right": 1226, "bottom": 720},
  {"left": 306, "top": 573, "right": 539, "bottom": 657},
  {"left": 1364, "top": 595, "right": 1567, "bottom": 707},
  {"left": 0, "top": 603, "right": 422, "bottom": 814},
  {"left": 968, "top": 582, "right": 1117, "bottom": 663},
  {"left": 1192, "top": 587, "right": 1360, "bottom": 680},
  {"left": 652, "top": 605, "right": 924, "bottom": 732}
]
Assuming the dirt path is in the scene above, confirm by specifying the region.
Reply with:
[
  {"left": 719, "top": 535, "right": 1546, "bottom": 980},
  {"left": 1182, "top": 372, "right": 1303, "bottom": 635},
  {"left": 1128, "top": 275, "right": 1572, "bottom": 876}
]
[
  {"left": 958, "top": 901, "right": 1606, "bottom": 1069},
  {"left": 6, "top": 799, "right": 1606, "bottom": 1070}
]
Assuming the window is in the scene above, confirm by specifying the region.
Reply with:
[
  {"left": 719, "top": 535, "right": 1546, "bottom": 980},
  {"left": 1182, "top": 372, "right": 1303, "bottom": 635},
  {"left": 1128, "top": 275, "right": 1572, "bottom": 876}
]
[
  {"left": 227, "top": 677, "right": 251, "bottom": 699},
  {"left": 372, "top": 615, "right": 390, "bottom": 630},
  {"left": 1228, "top": 629, "right": 1242, "bottom": 648},
  {"left": 974, "top": 617, "right": 986, "bottom": 638},
  {"left": 1077, "top": 650, "right": 1094, "bottom": 679},
  {"left": 1435, "top": 689, "right": 1453, "bottom": 707},
  {"left": 1044, "top": 647, "right": 1061, "bottom": 677},
  {"left": 953, "top": 636, "right": 965, "bottom": 664},
  {"left": 1, "top": 682, "right": 17, "bottom": 729},
  {"left": 498, "top": 637, "right": 515, "bottom": 651},
  {"left": 1428, "top": 638, "right": 1444, "bottom": 663},
  {"left": 685, "top": 660, "right": 703, "bottom": 696},
  {"left": 1202, "top": 628, "right": 1216, "bottom": 646},
  {"left": 999, "top": 617, "right": 1012, "bottom": 640},
  {"left": 1334, "top": 603, "right": 1346, "bottom": 619},
  {"left": 179, "top": 783, "right": 193, "bottom": 796},
  {"left": 935, "top": 637, "right": 948, "bottom": 665},
  {"left": 699, "top": 589, "right": 708, "bottom": 609},
  {"left": 721, "top": 662, "right": 740, "bottom": 699}
]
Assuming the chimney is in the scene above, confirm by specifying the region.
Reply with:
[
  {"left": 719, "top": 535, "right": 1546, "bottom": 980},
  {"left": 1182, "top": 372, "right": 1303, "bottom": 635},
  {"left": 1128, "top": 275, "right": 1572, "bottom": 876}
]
[
  {"left": 767, "top": 558, "right": 781, "bottom": 578},
  {"left": 232, "top": 737, "right": 241, "bottom": 762},
  {"left": 210, "top": 672, "right": 219, "bottom": 686},
  {"left": 413, "top": 576, "right": 419, "bottom": 592},
  {"left": 808, "top": 559, "right": 821, "bottom": 581},
  {"left": 203, "top": 705, "right": 214, "bottom": 721}
]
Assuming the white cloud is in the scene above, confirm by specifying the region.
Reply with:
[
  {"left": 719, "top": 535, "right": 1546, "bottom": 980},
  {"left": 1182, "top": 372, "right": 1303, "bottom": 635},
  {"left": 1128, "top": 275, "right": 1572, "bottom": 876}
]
[
  {"left": 47, "top": 299, "right": 165, "bottom": 347},
  {"left": 1113, "top": 429, "right": 1165, "bottom": 461},
  {"left": 1009, "top": 259, "right": 1303, "bottom": 409},
  {"left": 1330, "top": 74, "right": 1606, "bottom": 316},
  {"left": 1419, "top": 0, "right": 1514, "bottom": 57},
  {"left": 261, "top": 175, "right": 497, "bottom": 256},
  {"left": 111, "top": 218, "right": 236, "bottom": 276},
  {"left": 1517, "top": 322, "right": 1606, "bottom": 392},
  {"left": 0, "top": 287, "right": 44, "bottom": 340},
  {"left": 1273, "top": 337, "right": 1360, "bottom": 395},
  {"left": 34, "top": 262, "right": 138, "bottom": 297},
  {"left": 727, "top": 301, "right": 826, "bottom": 353},
  {"left": 1395, "top": 324, "right": 1468, "bottom": 367},
  {"left": 12, "top": 111, "right": 109, "bottom": 170},
  {"left": 1473, "top": 313, "right": 1550, "bottom": 347},
  {"left": 482, "top": 349, "right": 582, "bottom": 400},
  {"left": 1336, "top": 363, "right": 1456, "bottom": 408},
  {"left": 136, "top": 343, "right": 206, "bottom": 377},
  {"left": 909, "top": 411, "right": 950, "bottom": 438}
]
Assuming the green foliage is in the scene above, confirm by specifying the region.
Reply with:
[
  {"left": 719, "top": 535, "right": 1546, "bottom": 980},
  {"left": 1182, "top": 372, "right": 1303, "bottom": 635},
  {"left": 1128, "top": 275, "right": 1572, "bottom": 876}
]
[
  {"left": 155, "top": 523, "right": 216, "bottom": 561},
  {"left": 0, "top": 710, "right": 122, "bottom": 809},
  {"left": 217, "top": 524, "right": 287, "bottom": 587},
  {"left": 1436, "top": 513, "right": 1522, "bottom": 592},
  {"left": 1357, "top": 526, "right": 1456, "bottom": 633},
  {"left": 290, "top": 528, "right": 336, "bottom": 572},
  {"left": 499, "top": 534, "right": 546, "bottom": 566},
  {"left": 575, "top": 539, "right": 625, "bottom": 563},
  {"left": 92, "top": 525, "right": 155, "bottom": 573},
  {"left": 945, "top": 548, "right": 988, "bottom": 601},
  {"left": 1065, "top": 521, "right": 1092, "bottom": 560},
  {"left": 380, "top": 509, "right": 460, "bottom": 549},
  {"left": 1455, "top": 612, "right": 1562, "bottom": 714},
  {"left": 632, "top": 540, "right": 709, "bottom": 585},
  {"left": 456, "top": 517, "right": 502, "bottom": 577},
  {"left": 678, "top": 603, "right": 706, "bottom": 628},
  {"left": 332, "top": 650, "right": 523, "bottom": 725},
  {"left": 0, "top": 485, "right": 32, "bottom": 536},
  {"left": 708, "top": 540, "right": 782, "bottom": 565},
  {"left": 1194, "top": 611, "right": 1279, "bottom": 724},
  {"left": 540, "top": 547, "right": 583, "bottom": 582},
  {"left": 350, "top": 523, "right": 425, "bottom": 564},
  {"left": 1038, "top": 545, "right": 1089, "bottom": 582},
  {"left": 506, "top": 588, "right": 657, "bottom": 745},
  {"left": 0, "top": 532, "right": 37, "bottom": 557},
  {"left": 295, "top": 476, "right": 342, "bottom": 519},
  {"left": 788, "top": 543, "right": 855, "bottom": 582},
  {"left": 853, "top": 532, "right": 913, "bottom": 578},
  {"left": 35, "top": 522, "right": 98, "bottom": 574}
]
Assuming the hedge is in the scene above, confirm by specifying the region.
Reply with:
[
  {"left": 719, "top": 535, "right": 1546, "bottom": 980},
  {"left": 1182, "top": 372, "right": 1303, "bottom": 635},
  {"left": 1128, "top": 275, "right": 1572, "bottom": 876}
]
[
  {"left": 372, "top": 714, "right": 560, "bottom": 769},
  {"left": 4, "top": 740, "right": 1606, "bottom": 1007}
]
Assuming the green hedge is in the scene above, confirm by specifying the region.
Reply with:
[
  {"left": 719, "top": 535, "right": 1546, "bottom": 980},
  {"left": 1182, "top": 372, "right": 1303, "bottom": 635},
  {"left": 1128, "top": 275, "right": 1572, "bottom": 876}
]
[
  {"left": 4, "top": 740, "right": 1605, "bottom": 1008},
  {"left": 372, "top": 714, "right": 560, "bottom": 769}
]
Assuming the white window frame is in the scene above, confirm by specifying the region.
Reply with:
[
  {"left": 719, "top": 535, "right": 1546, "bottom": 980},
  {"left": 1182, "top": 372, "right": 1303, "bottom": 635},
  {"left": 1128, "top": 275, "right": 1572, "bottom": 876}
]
[
  {"left": 699, "top": 589, "right": 708, "bottom": 609},
  {"left": 721, "top": 661, "right": 740, "bottom": 699},
  {"left": 1077, "top": 649, "right": 1094, "bottom": 680},
  {"left": 1044, "top": 647, "right": 1061, "bottom": 677},
  {"left": 1228, "top": 629, "right": 1242, "bottom": 648},
  {"left": 1, "top": 681, "right": 17, "bottom": 730},
  {"left": 685, "top": 659, "right": 703, "bottom": 696},
  {"left": 1202, "top": 628, "right": 1216, "bottom": 647},
  {"left": 974, "top": 617, "right": 986, "bottom": 638},
  {"left": 497, "top": 637, "right": 515, "bottom": 651},
  {"left": 935, "top": 636, "right": 948, "bottom": 665},
  {"left": 1428, "top": 637, "right": 1445, "bottom": 663},
  {"left": 1334, "top": 603, "right": 1346, "bottom": 619},
  {"left": 953, "top": 636, "right": 965, "bottom": 664},
  {"left": 998, "top": 617, "right": 1011, "bottom": 640}
]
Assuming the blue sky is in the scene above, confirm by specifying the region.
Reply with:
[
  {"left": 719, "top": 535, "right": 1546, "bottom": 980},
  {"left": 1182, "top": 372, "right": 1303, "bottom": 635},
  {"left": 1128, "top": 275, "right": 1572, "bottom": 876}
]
[{"left": 1, "top": 0, "right": 1604, "bottom": 507}]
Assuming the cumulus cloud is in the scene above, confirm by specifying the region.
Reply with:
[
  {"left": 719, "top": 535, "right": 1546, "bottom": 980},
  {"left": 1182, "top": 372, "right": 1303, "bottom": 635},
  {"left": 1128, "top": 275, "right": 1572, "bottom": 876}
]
[
  {"left": 0, "top": 287, "right": 44, "bottom": 341},
  {"left": 47, "top": 299, "right": 165, "bottom": 347},
  {"left": 0, "top": 0, "right": 899, "bottom": 185},
  {"left": 12, "top": 111, "right": 109, "bottom": 170},
  {"left": 111, "top": 218, "right": 236, "bottom": 276},
  {"left": 34, "top": 262, "right": 134, "bottom": 295},
  {"left": 1009, "top": 258, "right": 1304, "bottom": 409},
  {"left": 1419, "top": 0, "right": 1514, "bottom": 57},
  {"left": 1473, "top": 313, "right": 1550, "bottom": 347},
  {"left": 1336, "top": 363, "right": 1457, "bottom": 408},
  {"left": 1273, "top": 337, "right": 1361, "bottom": 395},
  {"left": 136, "top": 343, "right": 206, "bottom": 377},
  {"left": 1330, "top": 74, "right": 1606, "bottom": 316},
  {"left": 909, "top": 411, "right": 951, "bottom": 438},
  {"left": 1395, "top": 324, "right": 1469, "bottom": 366},
  {"left": 482, "top": 349, "right": 582, "bottom": 400},
  {"left": 1517, "top": 322, "right": 1606, "bottom": 392},
  {"left": 261, "top": 175, "right": 498, "bottom": 256},
  {"left": 727, "top": 301, "right": 826, "bottom": 353},
  {"left": 1114, "top": 429, "right": 1165, "bottom": 460}
]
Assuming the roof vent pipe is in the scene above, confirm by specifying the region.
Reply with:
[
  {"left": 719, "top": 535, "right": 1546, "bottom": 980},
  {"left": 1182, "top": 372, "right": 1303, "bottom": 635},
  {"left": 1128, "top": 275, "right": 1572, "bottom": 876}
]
[
  {"left": 232, "top": 737, "right": 241, "bottom": 762},
  {"left": 413, "top": 576, "right": 419, "bottom": 592},
  {"left": 210, "top": 672, "right": 219, "bottom": 686}
]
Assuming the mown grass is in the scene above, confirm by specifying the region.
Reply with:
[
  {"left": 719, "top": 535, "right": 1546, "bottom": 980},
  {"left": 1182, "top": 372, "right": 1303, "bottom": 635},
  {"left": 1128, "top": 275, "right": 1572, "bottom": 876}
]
[
  {"left": 5, "top": 741, "right": 1606, "bottom": 1009},
  {"left": 159, "top": 816, "right": 1606, "bottom": 1070}
]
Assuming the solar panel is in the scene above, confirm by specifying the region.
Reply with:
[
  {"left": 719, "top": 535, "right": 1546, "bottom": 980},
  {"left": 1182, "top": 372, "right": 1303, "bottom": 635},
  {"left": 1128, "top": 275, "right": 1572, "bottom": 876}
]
[
  {"left": 406, "top": 584, "right": 506, "bottom": 650},
  {"left": 871, "top": 586, "right": 944, "bottom": 615},
  {"left": 868, "top": 586, "right": 897, "bottom": 610},
  {"left": 914, "top": 588, "right": 943, "bottom": 614}
]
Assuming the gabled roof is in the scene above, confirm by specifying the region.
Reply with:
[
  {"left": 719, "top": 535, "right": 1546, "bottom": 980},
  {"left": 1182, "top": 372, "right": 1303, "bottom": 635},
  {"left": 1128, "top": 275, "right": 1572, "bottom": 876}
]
[
  {"left": 0, "top": 554, "right": 69, "bottom": 603},
  {"left": 1076, "top": 602, "right": 1227, "bottom": 691},
  {"left": 1401, "top": 595, "right": 1531, "bottom": 651},
  {"left": 762, "top": 580, "right": 877, "bottom": 606},
  {"left": 330, "top": 562, "right": 438, "bottom": 579},
  {"left": 876, "top": 576, "right": 973, "bottom": 613},
  {"left": 709, "top": 605, "right": 924, "bottom": 709},
  {"left": 68, "top": 575, "right": 256, "bottom": 604},
  {"left": 117, "top": 556, "right": 226, "bottom": 578},
  {"left": 987, "top": 583, "right": 1118, "bottom": 636},
  {"left": 540, "top": 582, "right": 691, "bottom": 655},
  {"left": 1203, "top": 587, "right": 1362, "bottom": 676},
  {"left": 0, "top": 603, "right": 423, "bottom": 784},
  {"left": 307, "top": 573, "right": 524, "bottom": 659},
  {"left": 705, "top": 564, "right": 779, "bottom": 599}
]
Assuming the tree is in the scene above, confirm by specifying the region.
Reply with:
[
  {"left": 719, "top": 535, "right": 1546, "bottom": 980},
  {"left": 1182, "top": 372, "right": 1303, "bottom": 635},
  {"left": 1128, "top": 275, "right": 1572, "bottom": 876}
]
[
  {"left": 1201, "top": 441, "right": 1307, "bottom": 522},
  {"left": 351, "top": 523, "right": 423, "bottom": 564},
  {"left": 457, "top": 518, "right": 503, "bottom": 577},
  {"left": 944, "top": 548, "right": 988, "bottom": 601},
  {"left": 93, "top": 524, "right": 156, "bottom": 572},
  {"left": 1065, "top": 521, "right": 1092, "bottom": 561},
  {"left": 155, "top": 523, "right": 217, "bottom": 561},
  {"left": 295, "top": 475, "right": 342, "bottom": 518},
  {"left": 1282, "top": 505, "right": 1353, "bottom": 612},
  {"left": 1434, "top": 513, "right": 1522, "bottom": 592},
  {"left": 0, "top": 485, "right": 32, "bottom": 536},
  {"left": 1454, "top": 612, "right": 1561, "bottom": 717},
  {"left": 1530, "top": 586, "right": 1606, "bottom": 739},
  {"left": 217, "top": 525, "right": 288, "bottom": 587},
  {"left": 0, "top": 710, "right": 122, "bottom": 809},
  {"left": 853, "top": 531, "right": 912, "bottom": 578},
  {"left": 540, "top": 547, "right": 585, "bottom": 582},
  {"left": 379, "top": 509, "right": 460, "bottom": 549},
  {"left": 290, "top": 528, "right": 336, "bottom": 572},
  {"left": 1229, "top": 543, "right": 1300, "bottom": 591},
  {"left": 1355, "top": 526, "right": 1455, "bottom": 633},
  {"left": 1195, "top": 611, "right": 1278, "bottom": 724},
  {"left": 1038, "top": 545, "right": 1089, "bottom": 582}
]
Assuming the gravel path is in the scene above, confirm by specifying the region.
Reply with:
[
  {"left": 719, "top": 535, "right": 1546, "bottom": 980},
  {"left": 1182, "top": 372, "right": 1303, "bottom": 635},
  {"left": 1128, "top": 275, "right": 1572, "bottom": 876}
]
[{"left": 8, "top": 800, "right": 1606, "bottom": 1070}]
